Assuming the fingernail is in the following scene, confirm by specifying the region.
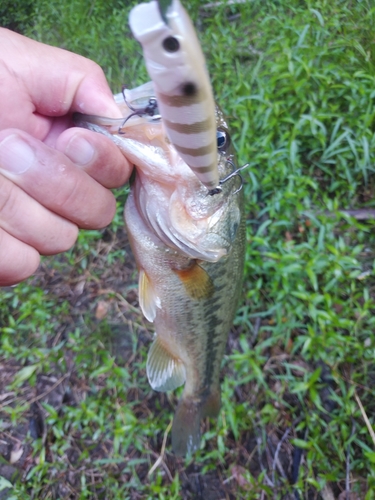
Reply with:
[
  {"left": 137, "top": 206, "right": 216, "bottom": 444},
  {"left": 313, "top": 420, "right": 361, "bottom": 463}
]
[
  {"left": 65, "top": 135, "right": 95, "bottom": 166},
  {"left": 0, "top": 135, "right": 36, "bottom": 174}
]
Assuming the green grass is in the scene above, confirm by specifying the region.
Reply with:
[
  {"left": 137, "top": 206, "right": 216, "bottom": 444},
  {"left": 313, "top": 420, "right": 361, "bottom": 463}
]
[{"left": 1, "top": 0, "right": 375, "bottom": 498}]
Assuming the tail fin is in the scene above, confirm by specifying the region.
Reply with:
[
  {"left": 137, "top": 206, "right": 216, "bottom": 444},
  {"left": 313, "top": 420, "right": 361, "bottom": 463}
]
[{"left": 171, "top": 389, "right": 221, "bottom": 456}]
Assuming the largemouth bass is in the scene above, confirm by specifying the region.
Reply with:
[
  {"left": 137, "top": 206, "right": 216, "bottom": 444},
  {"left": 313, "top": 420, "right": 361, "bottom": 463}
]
[
  {"left": 75, "top": 0, "right": 245, "bottom": 456},
  {"left": 75, "top": 85, "right": 245, "bottom": 455}
]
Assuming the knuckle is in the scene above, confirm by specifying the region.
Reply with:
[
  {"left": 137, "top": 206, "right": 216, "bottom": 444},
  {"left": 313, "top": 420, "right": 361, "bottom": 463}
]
[{"left": 80, "top": 58, "right": 106, "bottom": 84}]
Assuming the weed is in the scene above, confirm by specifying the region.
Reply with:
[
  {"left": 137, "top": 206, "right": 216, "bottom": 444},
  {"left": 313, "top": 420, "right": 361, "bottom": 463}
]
[{"left": 1, "top": 0, "right": 375, "bottom": 498}]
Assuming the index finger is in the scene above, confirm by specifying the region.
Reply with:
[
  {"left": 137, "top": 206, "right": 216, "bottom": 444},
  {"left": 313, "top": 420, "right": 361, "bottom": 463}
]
[{"left": 0, "top": 28, "right": 122, "bottom": 139}]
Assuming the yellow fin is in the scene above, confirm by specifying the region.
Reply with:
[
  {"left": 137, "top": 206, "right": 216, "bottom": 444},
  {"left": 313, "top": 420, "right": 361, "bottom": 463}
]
[
  {"left": 174, "top": 262, "right": 214, "bottom": 300},
  {"left": 147, "top": 335, "right": 186, "bottom": 392},
  {"left": 139, "top": 269, "right": 160, "bottom": 322}
]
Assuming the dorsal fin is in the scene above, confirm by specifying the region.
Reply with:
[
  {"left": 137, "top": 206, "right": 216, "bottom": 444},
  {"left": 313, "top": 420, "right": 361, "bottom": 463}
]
[
  {"left": 147, "top": 335, "right": 186, "bottom": 392},
  {"left": 173, "top": 261, "right": 214, "bottom": 300},
  {"left": 138, "top": 269, "right": 161, "bottom": 322}
]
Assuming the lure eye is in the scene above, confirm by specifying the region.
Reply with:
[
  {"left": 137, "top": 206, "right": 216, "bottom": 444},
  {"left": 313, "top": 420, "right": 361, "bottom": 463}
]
[
  {"left": 181, "top": 82, "right": 197, "bottom": 96},
  {"left": 163, "top": 36, "right": 180, "bottom": 52},
  {"left": 217, "top": 128, "right": 229, "bottom": 151}
]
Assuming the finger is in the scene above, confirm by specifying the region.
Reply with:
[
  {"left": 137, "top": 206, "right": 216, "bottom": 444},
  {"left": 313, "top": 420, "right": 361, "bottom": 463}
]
[
  {"left": 0, "top": 29, "right": 122, "bottom": 139},
  {"left": 0, "top": 130, "right": 117, "bottom": 229},
  {"left": 55, "top": 127, "right": 132, "bottom": 188},
  {"left": 0, "top": 173, "right": 78, "bottom": 254},
  {"left": 0, "top": 228, "right": 40, "bottom": 287}
]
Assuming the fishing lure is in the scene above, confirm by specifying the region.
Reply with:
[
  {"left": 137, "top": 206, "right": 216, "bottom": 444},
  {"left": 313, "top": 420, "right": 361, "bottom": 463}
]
[{"left": 129, "top": 0, "right": 220, "bottom": 193}]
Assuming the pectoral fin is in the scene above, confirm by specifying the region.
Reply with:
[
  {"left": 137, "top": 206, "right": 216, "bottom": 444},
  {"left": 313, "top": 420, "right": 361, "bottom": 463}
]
[
  {"left": 139, "top": 269, "right": 161, "bottom": 322},
  {"left": 174, "top": 261, "right": 214, "bottom": 300},
  {"left": 147, "top": 335, "right": 186, "bottom": 392}
]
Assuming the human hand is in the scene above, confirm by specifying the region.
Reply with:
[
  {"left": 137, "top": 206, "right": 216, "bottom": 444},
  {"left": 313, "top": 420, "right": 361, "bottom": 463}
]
[{"left": 0, "top": 28, "right": 132, "bottom": 286}]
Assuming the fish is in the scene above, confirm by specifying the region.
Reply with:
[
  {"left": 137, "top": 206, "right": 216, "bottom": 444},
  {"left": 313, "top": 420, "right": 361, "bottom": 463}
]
[
  {"left": 75, "top": 84, "right": 245, "bottom": 455},
  {"left": 128, "top": 0, "right": 219, "bottom": 193},
  {"left": 74, "top": 0, "right": 245, "bottom": 456}
]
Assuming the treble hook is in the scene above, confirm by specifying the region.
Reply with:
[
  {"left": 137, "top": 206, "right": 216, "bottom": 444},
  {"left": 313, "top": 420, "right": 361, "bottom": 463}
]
[
  {"left": 208, "top": 158, "right": 249, "bottom": 196},
  {"left": 118, "top": 85, "right": 160, "bottom": 134},
  {"left": 221, "top": 158, "right": 249, "bottom": 194}
]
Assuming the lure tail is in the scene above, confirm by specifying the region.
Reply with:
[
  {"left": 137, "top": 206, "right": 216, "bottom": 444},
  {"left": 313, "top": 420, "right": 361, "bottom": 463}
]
[{"left": 171, "top": 389, "right": 221, "bottom": 456}]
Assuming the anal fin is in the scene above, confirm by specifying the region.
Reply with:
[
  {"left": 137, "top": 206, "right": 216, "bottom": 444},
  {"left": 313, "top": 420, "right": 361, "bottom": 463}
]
[
  {"left": 139, "top": 269, "right": 161, "bottom": 322},
  {"left": 173, "top": 261, "right": 214, "bottom": 300},
  {"left": 147, "top": 335, "right": 186, "bottom": 392}
]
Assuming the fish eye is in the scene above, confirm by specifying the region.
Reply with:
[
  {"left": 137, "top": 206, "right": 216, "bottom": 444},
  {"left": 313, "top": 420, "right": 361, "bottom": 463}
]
[
  {"left": 217, "top": 128, "right": 230, "bottom": 151},
  {"left": 163, "top": 36, "right": 180, "bottom": 52}
]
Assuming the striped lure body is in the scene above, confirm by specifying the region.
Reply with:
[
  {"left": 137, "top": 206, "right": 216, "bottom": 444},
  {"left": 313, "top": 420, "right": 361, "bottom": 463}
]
[{"left": 129, "top": 0, "right": 219, "bottom": 191}]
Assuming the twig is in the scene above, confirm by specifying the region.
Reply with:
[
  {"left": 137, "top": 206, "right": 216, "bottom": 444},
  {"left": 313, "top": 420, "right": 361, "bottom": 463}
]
[
  {"left": 354, "top": 391, "right": 375, "bottom": 446},
  {"left": 148, "top": 419, "right": 173, "bottom": 478},
  {"left": 271, "top": 427, "right": 291, "bottom": 485},
  {"left": 250, "top": 316, "right": 262, "bottom": 346},
  {"left": 345, "top": 421, "right": 355, "bottom": 500},
  {"left": 336, "top": 209, "right": 375, "bottom": 220},
  {"left": 345, "top": 424, "right": 355, "bottom": 500},
  {"left": 28, "top": 372, "right": 71, "bottom": 406},
  {"left": 201, "top": 0, "right": 249, "bottom": 8},
  {"left": 0, "top": 372, "right": 70, "bottom": 410},
  {"left": 256, "top": 435, "right": 274, "bottom": 487},
  {"left": 0, "top": 391, "right": 15, "bottom": 403},
  {"left": 292, "top": 427, "right": 307, "bottom": 500}
]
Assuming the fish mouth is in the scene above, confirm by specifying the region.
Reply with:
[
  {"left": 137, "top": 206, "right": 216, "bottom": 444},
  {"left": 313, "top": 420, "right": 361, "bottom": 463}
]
[{"left": 134, "top": 178, "right": 237, "bottom": 262}]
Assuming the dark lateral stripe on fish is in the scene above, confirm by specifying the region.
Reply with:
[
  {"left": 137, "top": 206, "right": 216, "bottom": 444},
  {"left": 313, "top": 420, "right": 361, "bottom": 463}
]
[
  {"left": 157, "top": 88, "right": 206, "bottom": 107},
  {"left": 203, "top": 310, "right": 223, "bottom": 387},
  {"left": 163, "top": 117, "right": 214, "bottom": 134},
  {"left": 175, "top": 143, "right": 216, "bottom": 157},
  {"left": 200, "top": 275, "right": 230, "bottom": 387}
]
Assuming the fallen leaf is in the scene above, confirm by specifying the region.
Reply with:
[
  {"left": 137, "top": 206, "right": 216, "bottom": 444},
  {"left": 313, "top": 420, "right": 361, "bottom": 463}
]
[
  {"left": 321, "top": 483, "right": 335, "bottom": 500},
  {"left": 0, "top": 392, "right": 14, "bottom": 402},
  {"left": 95, "top": 301, "right": 110, "bottom": 320},
  {"left": 10, "top": 444, "right": 23, "bottom": 464},
  {"left": 231, "top": 465, "right": 250, "bottom": 489},
  {"left": 74, "top": 280, "right": 86, "bottom": 296}
]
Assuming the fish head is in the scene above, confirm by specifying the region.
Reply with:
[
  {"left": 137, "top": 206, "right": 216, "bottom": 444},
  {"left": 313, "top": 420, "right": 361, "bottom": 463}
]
[
  {"left": 75, "top": 85, "right": 243, "bottom": 262},
  {"left": 128, "top": 105, "right": 243, "bottom": 262}
]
